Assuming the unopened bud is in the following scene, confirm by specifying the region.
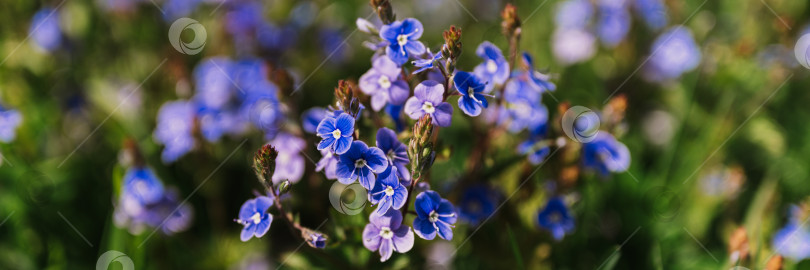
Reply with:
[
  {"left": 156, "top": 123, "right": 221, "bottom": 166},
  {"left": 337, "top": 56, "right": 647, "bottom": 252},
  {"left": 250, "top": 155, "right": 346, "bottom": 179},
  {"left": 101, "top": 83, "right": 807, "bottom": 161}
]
[
  {"left": 369, "top": 0, "right": 395, "bottom": 25},
  {"left": 409, "top": 115, "right": 436, "bottom": 178},
  {"left": 254, "top": 144, "right": 279, "bottom": 189},
  {"left": 441, "top": 26, "right": 463, "bottom": 68},
  {"left": 501, "top": 3, "right": 521, "bottom": 39},
  {"left": 277, "top": 180, "right": 291, "bottom": 194},
  {"left": 301, "top": 228, "right": 328, "bottom": 249},
  {"left": 334, "top": 80, "right": 361, "bottom": 117}
]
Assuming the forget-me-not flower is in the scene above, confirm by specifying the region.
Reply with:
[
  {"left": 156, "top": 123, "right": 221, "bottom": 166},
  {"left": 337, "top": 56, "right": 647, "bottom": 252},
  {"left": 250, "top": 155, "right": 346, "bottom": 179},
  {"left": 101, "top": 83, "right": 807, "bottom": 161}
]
[
  {"left": 316, "top": 112, "right": 355, "bottom": 155},
  {"left": 154, "top": 101, "right": 196, "bottom": 163},
  {"left": 362, "top": 208, "right": 415, "bottom": 262},
  {"left": 369, "top": 166, "right": 408, "bottom": 214},
  {"left": 458, "top": 185, "right": 501, "bottom": 226},
  {"left": 269, "top": 133, "right": 306, "bottom": 184},
  {"left": 236, "top": 195, "right": 273, "bottom": 242},
  {"left": 316, "top": 148, "right": 339, "bottom": 180},
  {"left": 404, "top": 80, "right": 453, "bottom": 127},
  {"left": 380, "top": 18, "right": 426, "bottom": 65},
  {"left": 376, "top": 127, "right": 410, "bottom": 182},
  {"left": 473, "top": 41, "right": 509, "bottom": 91},
  {"left": 360, "top": 56, "right": 410, "bottom": 111},
  {"left": 30, "top": 8, "right": 62, "bottom": 52},
  {"left": 413, "top": 190, "right": 457, "bottom": 240},
  {"left": 412, "top": 48, "right": 443, "bottom": 74},
  {"left": 537, "top": 197, "right": 575, "bottom": 241},
  {"left": 582, "top": 133, "right": 631, "bottom": 176},
  {"left": 644, "top": 26, "right": 701, "bottom": 82},
  {"left": 336, "top": 141, "right": 388, "bottom": 190},
  {"left": 454, "top": 71, "right": 490, "bottom": 117}
]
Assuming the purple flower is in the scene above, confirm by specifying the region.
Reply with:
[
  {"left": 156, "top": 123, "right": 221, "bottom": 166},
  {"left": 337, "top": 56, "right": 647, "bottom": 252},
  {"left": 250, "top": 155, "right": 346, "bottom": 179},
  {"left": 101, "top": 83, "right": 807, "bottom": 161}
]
[
  {"left": 380, "top": 18, "right": 426, "bottom": 66},
  {"left": 193, "top": 57, "right": 236, "bottom": 111},
  {"left": 552, "top": 28, "right": 597, "bottom": 65},
  {"left": 454, "top": 71, "right": 490, "bottom": 117},
  {"left": 413, "top": 191, "right": 457, "bottom": 240},
  {"left": 123, "top": 167, "right": 165, "bottom": 205},
  {"left": 644, "top": 27, "right": 701, "bottom": 82},
  {"left": 316, "top": 112, "right": 355, "bottom": 155},
  {"left": 376, "top": 127, "right": 410, "bottom": 182},
  {"left": 154, "top": 101, "right": 196, "bottom": 163},
  {"left": 237, "top": 195, "right": 274, "bottom": 242},
  {"left": 412, "top": 49, "right": 443, "bottom": 74},
  {"left": 472, "top": 41, "right": 509, "bottom": 91},
  {"left": 268, "top": 133, "right": 306, "bottom": 184},
  {"left": 362, "top": 208, "right": 415, "bottom": 262},
  {"left": 0, "top": 107, "right": 22, "bottom": 143},
  {"left": 369, "top": 167, "right": 408, "bottom": 214},
  {"left": 302, "top": 107, "right": 329, "bottom": 134},
  {"left": 634, "top": 0, "right": 668, "bottom": 30},
  {"left": 582, "top": 133, "right": 631, "bottom": 176},
  {"left": 458, "top": 185, "right": 501, "bottom": 226},
  {"left": 359, "top": 56, "right": 410, "bottom": 111},
  {"left": 404, "top": 80, "right": 453, "bottom": 127},
  {"left": 336, "top": 141, "right": 388, "bottom": 190},
  {"left": 30, "top": 8, "right": 62, "bottom": 52},
  {"left": 596, "top": 0, "right": 631, "bottom": 47},
  {"left": 537, "top": 197, "right": 575, "bottom": 241},
  {"left": 316, "top": 148, "right": 339, "bottom": 180}
]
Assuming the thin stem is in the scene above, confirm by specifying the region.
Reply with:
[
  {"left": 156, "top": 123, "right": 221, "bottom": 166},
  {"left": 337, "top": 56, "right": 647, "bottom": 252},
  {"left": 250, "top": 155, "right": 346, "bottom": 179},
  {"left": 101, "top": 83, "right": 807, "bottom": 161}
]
[{"left": 400, "top": 175, "right": 421, "bottom": 217}]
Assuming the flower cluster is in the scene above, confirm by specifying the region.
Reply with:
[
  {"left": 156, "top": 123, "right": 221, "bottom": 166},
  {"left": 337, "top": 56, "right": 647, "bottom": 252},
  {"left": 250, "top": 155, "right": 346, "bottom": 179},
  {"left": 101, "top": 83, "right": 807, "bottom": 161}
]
[{"left": 113, "top": 166, "right": 193, "bottom": 235}]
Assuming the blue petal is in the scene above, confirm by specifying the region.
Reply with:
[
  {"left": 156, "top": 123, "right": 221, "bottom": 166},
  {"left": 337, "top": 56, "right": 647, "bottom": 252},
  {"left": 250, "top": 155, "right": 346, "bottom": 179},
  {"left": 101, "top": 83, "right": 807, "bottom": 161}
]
[
  {"left": 317, "top": 137, "right": 336, "bottom": 151},
  {"left": 453, "top": 71, "right": 473, "bottom": 93},
  {"left": 240, "top": 224, "right": 256, "bottom": 241},
  {"left": 412, "top": 217, "right": 437, "bottom": 240},
  {"left": 375, "top": 196, "right": 392, "bottom": 214},
  {"left": 335, "top": 113, "right": 355, "bottom": 135},
  {"left": 458, "top": 96, "right": 482, "bottom": 117},
  {"left": 386, "top": 45, "right": 409, "bottom": 66},
  {"left": 432, "top": 103, "right": 453, "bottom": 127},
  {"left": 255, "top": 196, "right": 274, "bottom": 212},
  {"left": 400, "top": 18, "right": 424, "bottom": 39},
  {"left": 435, "top": 219, "right": 454, "bottom": 240},
  {"left": 391, "top": 184, "right": 408, "bottom": 210},
  {"left": 334, "top": 136, "right": 353, "bottom": 155},
  {"left": 316, "top": 117, "right": 336, "bottom": 136},
  {"left": 254, "top": 215, "right": 272, "bottom": 237},
  {"left": 404, "top": 40, "right": 426, "bottom": 55},
  {"left": 365, "top": 147, "right": 389, "bottom": 173}
]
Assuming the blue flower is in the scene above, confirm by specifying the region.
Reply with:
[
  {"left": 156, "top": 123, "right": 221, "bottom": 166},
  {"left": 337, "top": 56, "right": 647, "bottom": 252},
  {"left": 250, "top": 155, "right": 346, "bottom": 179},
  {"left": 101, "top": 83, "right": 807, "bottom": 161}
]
[
  {"left": 193, "top": 57, "right": 236, "bottom": 110},
  {"left": 123, "top": 167, "right": 165, "bottom": 205},
  {"left": 369, "top": 167, "right": 408, "bottom": 214},
  {"left": 268, "top": 133, "right": 306, "bottom": 184},
  {"left": 537, "top": 197, "right": 575, "bottom": 241},
  {"left": 454, "top": 71, "right": 490, "bottom": 117},
  {"left": 316, "top": 148, "right": 339, "bottom": 180},
  {"left": 404, "top": 80, "right": 453, "bottom": 127},
  {"left": 30, "top": 8, "right": 62, "bottom": 52},
  {"left": 413, "top": 190, "right": 457, "bottom": 240},
  {"left": 458, "top": 185, "right": 501, "bottom": 226},
  {"left": 236, "top": 195, "right": 274, "bottom": 242},
  {"left": 500, "top": 84, "right": 548, "bottom": 133},
  {"left": 596, "top": 0, "right": 631, "bottom": 47},
  {"left": 582, "top": 133, "right": 631, "bottom": 176},
  {"left": 362, "top": 208, "right": 414, "bottom": 262},
  {"left": 303, "top": 230, "right": 328, "bottom": 249},
  {"left": 473, "top": 41, "right": 510, "bottom": 91},
  {"left": 772, "top": 223, "right": 810, "bottom": 260},
  {"left": 634, "top": 0, "right": 668, "bottom": 30},
  {"left": 519, "top": 53, "right": 556, "bottom": 93},
  {"left": 359, "top": 56, "right": 410, "bottom": 111},
  {"left": 0, "top": 107, "right": 22, "bottom": 143},
  {"left": 336, "top": 141, "right": 388, "bottom": 190},
  {"left": 380, "top": 18, "right": 426, "bottom": 65},
  {"left": 154, "top": 101, "right": 196, "bottom": 163},
  {"left": 376, "top": 127, "right": 411, "bottom": 182},
  {"left": 386, "top": 104, "right": 406, "bottom": 133},
  {"left": 555, "top": 0, "right": 594, "bottom": 29},
  {"left": 162, "top": 0, "right": 201, "bottom": 21},
  {"left": 412, "top": 49, "right": 443, "bottom": 74},
  {"left": 302, "top": 107, "right": 329, "bottom": 134},
  {"left": 644, "top": 27, "right": 701, "bottom": 82},
  {"left": 316, "top": 112, "right": 355, "bottom": 155}
]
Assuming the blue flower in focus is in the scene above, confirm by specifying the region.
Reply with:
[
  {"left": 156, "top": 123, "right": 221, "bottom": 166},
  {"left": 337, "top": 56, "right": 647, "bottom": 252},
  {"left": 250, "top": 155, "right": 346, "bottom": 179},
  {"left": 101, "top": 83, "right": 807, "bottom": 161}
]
[
  {"left": 316, "top": 112, "right": 355, "bottom": 154},
  {"left": 359, "top": 56, "right": 410, "bottom": 111},
  {"left": 369, "top": 167, "right": 408, "bottom": 214},
  {"left": 537, "top": 197, "right": 575, "bottom": 241},
  {"left": 336, "top": 141, "right": 388, "bottom": 190},
  {"left": 454, "top": 71, "right": 489, "bottom": 117},
  {"left": 634, "top": 0, "right": 668, "bottom": 30},
  {"left": 302, "top": 107, "right": 329, "bottom": 134},
  {"left": 380, "top": 18, "right": 426, "bottom": 65},
  {"left": 376, "top": 127, "right": 410, "bottom": 182},
  {"left": 362, "top": 208, "right": 414, "bottom": 262},
  {"left": 123, "top": 167, "right": 165, "bottom": 205},
  {"left": 268, "top": 133, "right": 306, "bottom": 184},
  {"left": 582, "top": 133, "right": 631, "bottom": 176},
  {"left": 473, "top": 41, "right": 509, "bottom": 91},
  {"left": 644, "top": 27, "right": 701, "bottom": 82},
  {"left": 458, "top": 185, "right": 500, "bottom": 226},
  {"left": 0, "top": 107, "right": 22, "bottom": 143},
  {"left": 236, "top": 195, "right": 274, "bottom": 242},
  {"left": 412, "top": 49, "right": 442, "bottom": 74},
  {"left": 413, "top": 190, "right": 457, "bottom": 240},
  {"left": 154, "top": 101, "right": 196, "bottom": 163},
  {"left": 404, "top": 80, "right": 453, "bottom": 127},
  {"left": 30, "top": 8, "right": 63, "bottom": 52},
  {"left": 316, "top": 148, "right": 339, "bottom": 180},
  {"left": 596, "top": 0, "right": 631, "bottom": 47}
]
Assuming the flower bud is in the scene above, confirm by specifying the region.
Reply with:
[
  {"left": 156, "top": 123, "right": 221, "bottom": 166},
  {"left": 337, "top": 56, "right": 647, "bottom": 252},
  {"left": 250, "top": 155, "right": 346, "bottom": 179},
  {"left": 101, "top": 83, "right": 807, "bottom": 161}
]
[
  {"left": 301, "top": 228, "right": 328, "bottom": 249},
  {"left": 408, "top": 115, "right": 435, "bottom": 178},
  {"left": 441, "top": 26, "right": 463, "bottom": 68},
  {"left": 334, "top": 80, "right": 362, "bottom": 117},
  {"left": 501, "top": 3, "right": 521, "bottom": 39},
  {"left": 369, "top": 0, "right": 395, "bottom": 25},
  {"left": 254, "top": 144, "right": 279, "bottom": 189},
  {"left": 277, "top": 180, "right": 291, "bottom": 194}
]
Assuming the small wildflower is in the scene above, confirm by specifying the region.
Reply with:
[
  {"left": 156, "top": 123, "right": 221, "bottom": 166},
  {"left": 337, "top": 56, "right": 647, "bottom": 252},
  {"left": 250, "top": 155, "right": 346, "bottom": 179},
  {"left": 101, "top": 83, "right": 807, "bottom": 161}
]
[
  {"left": 413, "top": 191, "right": 457, "bottom": 240},
  {"left": 369, "top": 167, "right": 408, "bottom": 214},
  {"left": 301, "top": 228, "right": 328, "bottom": 249},
  {"left": 301, "top": 107, "right": 329, "bottom": 134},
  {"left": 643, "top": 27, "right": 701, "bottom": 82},
  {"left": 582, "top": 133, "right": 631, "bottom": 176},
  {"left": 154, "top": 101, "right": 196, "bottom": 163},
  {"left": 362, "top": 208, "right": 415, "bottom": 262},
  {"left": 316, "top": 148, "right": 339, "bottom": 180},
  {"left": 123, "top": 167, "right": 165, "bottom": 205},
  {"left": 537, "top": 197, "right": 575, "bottom": 241},
  {"left": 359, "top": 56, "right": 410, "bottom": 111},
  {"left": 376, "top": 127, "right": 411, "bottom": 182},
  {"left": 316, "top": 112, "right": 355, "bottom": 155},
  {"left": 458, "top": 185, "right": 501, "bottom": 226},
  {"left": 634, "top": 0, "right": 668, "bottom": 30},
  {"left": 473, "top": 41, "right": 510, "bottom": 91},
  {"left": 596, "top": 0, "right": 631, "bottom": 47},
  {"left": 236, "top": 196, "right": 274, "bottom": 242},
  {"left": 412, "top": 49, "right": 443, "bottom": 74},
  {"left": 404, "top": 80, "right": 453, "bottom": 127},
  {"left": 336, "top": 141, "right": 389, "bottom": 190},
  {"left": 30, "top": 8, "right": 63, "bottom": 52},
  {"left": 454, "top": 71, "right": 490, "bottom": 117},
  {"left": 268, "top": 133, "right": 306, "bottom": 184},
  {"left": 380, "top": 18, "right": 426, "bottom": 65}
]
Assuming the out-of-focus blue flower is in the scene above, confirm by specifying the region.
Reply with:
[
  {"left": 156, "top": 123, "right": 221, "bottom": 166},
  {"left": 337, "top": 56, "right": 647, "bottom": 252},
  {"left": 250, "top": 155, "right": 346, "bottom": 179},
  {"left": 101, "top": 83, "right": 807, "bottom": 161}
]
[
  {"left": 369, "top": 167, "right": 408, "bottom": 214},
  {"left": 225, "top": 1, "right": 264, "bottom": 37},
  {"left": 555, "top": 0, "right": 594, "bottom": 29},
  {"left": 360, "top": 56, "right": 410, "bottom": 111},
  {"left": 634, "top": 0, "right": 668, "bottom": 30},
  {"left": 236, "top": 195, "right": 273, "bottom": 242},
  {"left": 412, "top": 49, "right": 443, "bottom": 74},
  {"left": 458, "top": 185, "right": 500, "bottom": 226},
  {"left": 500, "top": 81, "right": 548, "bottom": 133},
  {"left": 30, "top": 8, "right": 63, "bottom": 52},
  {"left": 193, "top": 57, "right": 235, "bottom": 110},
  {"left": 772, "top": 223, "right": 810, "bottom": 260},
  {"left": 537, "top": 197, "right": 575, "bottom": 241},
  {"left": 268, "top": 133, "right": 306, "bottom": 184},
  {"left": 316, "top": 148, "right": 339, "bottom": 180},
  {"left": 98, "top": 0, "right": 140, "bottom": 13},
  {"left": 518, "top": 138, "right": 551, "bottom": 165},
  {"left": 123, "top": 167, "right": 165, "bottom": 205},
  {"left": 336, "top": 141, "right": 388, "bottom": 190},
  {"left": 552, "top": 28, "right": 597, "bottom": 65},
  {"left": 404, "top": 80, "right": 453, "bottom": 127},
  {"left": 454, "top": 71, "right": 489, "bottom": 117},
  {"left": 644, "top": 27, "right": 701, "bottom": 82},
  {"left": 582, "top": 133, "right": 631, "bottom": 176},
  {"left": 519, "top": 53, "right": 557, "bottom": 93},
  {"left": 144, "top": 189, "right": 194, "bottom": 235},
  {"left": 302, "top": 107, "right": 329, "bottom": 134},
  {"left": 316, "top": 112, "right": 355, "bottom": 155},
  {"left": 413, "top": 190, "right": 457, "bottom": 240},
  {"left": 114, "top": 168, "right": 193, "bottom": 235},
  {"left": 380, "top": 18, "right": 426, "bottom": 66},
  {"left": 240, "top": 91, "right": 280, "bottom": 134},
  {"left": 376, "top": 127, "right": 410, "bottom": 182},
  {"left": 362, "top": 208, "right": 414, "bottom": 262},
  {"left": 154, "top": 101, "right": 196, "bottom": 163},
  {"left": 162, "top": 0, "right": 201, "bottom": 21},
  {"left": 473, "top": 41, "right": 509, "bottom": 91},
  {"left": 257, "top": 23, "right": 298, "bottom": 51},
  {"left": 197, "top": 108, "right": 245, "bottom": 142},
  {"left": 596, "top": 0, "right": 631, "bottom": 47},
  {"left": 0, "top": 107, "right": 22, "bottom": 143}
]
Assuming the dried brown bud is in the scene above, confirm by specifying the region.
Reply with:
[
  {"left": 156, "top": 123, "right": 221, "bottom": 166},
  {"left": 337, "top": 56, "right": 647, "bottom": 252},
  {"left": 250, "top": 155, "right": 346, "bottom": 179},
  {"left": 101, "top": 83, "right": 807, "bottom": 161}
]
[
  {"left": 334, "top": 80, "right": 361, "bottom": 116},
  {"left": 370, "top": 0, "right": 395, "bottom": 25},
  {"left": 254, "top": 144, "right": 279, "bottom": 189},
  {"left": 441, "top": 26, "right": 463, "bottom": 65},
  {"left": 501, "top": 4, "right": 521, "bottom": 39}
]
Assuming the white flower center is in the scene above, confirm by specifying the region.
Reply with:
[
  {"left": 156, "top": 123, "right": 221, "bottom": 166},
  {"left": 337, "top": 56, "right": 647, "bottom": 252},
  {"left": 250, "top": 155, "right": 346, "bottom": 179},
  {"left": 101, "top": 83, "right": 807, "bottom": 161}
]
[
  {"left": 331, "top": 129, "right": 342, "bottom": 139},
  {"left": 387, "top": 150, "right": 396, "bottom": 161},
  {"left": 355, "top": 159, "right": 367, "bottom": 168},
  {"left": 467, "top": 87, "right": 475, "bottom": 97},
  {"left": 429, "top": 210, "right": 439, "bottom": 223},
  {"left": 384, "top": 186, "right": 395, "bottom": 196},
  {"left": 422, "top": 102, "right": 435, "bottom": 114},
  {"left": 397, "top": 34, "right": 408, "bottom": 46},
  {"left": 251, "top": 212, "right": 262, "bottom": 224},
  {"left": 486, "top": 59, "right": 498, "bottom": 73},
  {"left": 379, "top": 226, "right": 394, "bottom": 239},
  {"left": 378, "top": 75, "right": 392, "bottom": 89}
]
